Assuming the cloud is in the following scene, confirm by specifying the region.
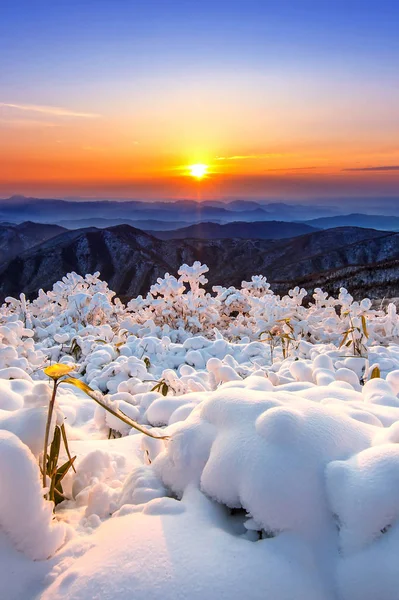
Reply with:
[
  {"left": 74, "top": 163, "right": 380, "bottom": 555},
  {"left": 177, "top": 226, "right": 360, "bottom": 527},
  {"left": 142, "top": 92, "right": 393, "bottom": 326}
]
[
  {"left": 265, "top": 166, "right": 320, "bottom": 172},
  {"left": 342, "top": 165, "right": 399, "bottom": 172},
  {"left": 0, "top": 102, "right": 100, "bottom": 118},
  {"left": 215, "top": 153, "right": 284, "bottom": 161}
]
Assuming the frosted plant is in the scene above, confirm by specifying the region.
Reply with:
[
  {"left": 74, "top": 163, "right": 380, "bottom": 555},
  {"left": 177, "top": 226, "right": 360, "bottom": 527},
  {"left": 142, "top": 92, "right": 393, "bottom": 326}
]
[
  {"left": 213, "top": 286, "right": 251, "bottom": 317},
  {"left": 1, "top": 263, "right": 399, "bottom": 387},
  {"left": 0, "top": 319, "right": 45, "bottom": 373},
  {"left": 241, "top": 275, "right": 271, "bottom": 297},
  {"left": 125, "top": 263, "right": 219, "bottom": 336}
]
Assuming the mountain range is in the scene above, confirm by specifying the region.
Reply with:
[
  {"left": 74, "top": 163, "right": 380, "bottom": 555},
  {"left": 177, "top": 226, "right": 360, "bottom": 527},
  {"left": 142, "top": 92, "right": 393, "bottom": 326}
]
[
  {"left": 148, "top": 221, "right": 318, "bottom": 240},
  {"left": 56, "top": 218, "right": 202, "bottom": 231},
  {"left": 1, "top": 223, "right": 399, "bottom": 302},
  {"left": 304, "top": 213, "right": 399, "bottom": 231},
  {"left": 0, "top": 221, "right": 67, "bottom": 264},
  {"left": 0, "top": 196, "right": 345, "bottom": 226},
  {"left": 0, "top": 196, "right": 271, "bottom": 225}
]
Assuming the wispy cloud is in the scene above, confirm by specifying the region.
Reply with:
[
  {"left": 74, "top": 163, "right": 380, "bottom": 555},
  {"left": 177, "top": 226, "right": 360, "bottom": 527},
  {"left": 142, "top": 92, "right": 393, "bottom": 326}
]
[
  {"left": 265, "top": 166, "right": 320, "bottom": 172},
  {"left": 215, "top": 153, "right": 284, "bottom": 161},
  {"left": 0, "top": 102, "right": 100, "bottom": 118},
  {"left": 342, "top": 165, "right": 399, "bottom": 172}
]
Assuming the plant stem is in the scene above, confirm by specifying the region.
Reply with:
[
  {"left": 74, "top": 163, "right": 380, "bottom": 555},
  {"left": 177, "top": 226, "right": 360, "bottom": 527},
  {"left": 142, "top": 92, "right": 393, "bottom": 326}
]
[
  {"left": 42, "top": 380, "right": 58, "bottom": 491},
  {"left": 88, "top": 390, "right": 169, "bottom": 439},
  {"left": 60, "top": 422, "right": 76, "bottom": 472}
]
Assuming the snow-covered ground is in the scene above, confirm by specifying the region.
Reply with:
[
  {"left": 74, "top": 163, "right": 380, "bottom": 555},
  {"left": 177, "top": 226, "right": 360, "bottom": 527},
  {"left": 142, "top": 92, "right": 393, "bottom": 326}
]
[{"left": 2, "top": 263, "right": 399, "bottom": 599}]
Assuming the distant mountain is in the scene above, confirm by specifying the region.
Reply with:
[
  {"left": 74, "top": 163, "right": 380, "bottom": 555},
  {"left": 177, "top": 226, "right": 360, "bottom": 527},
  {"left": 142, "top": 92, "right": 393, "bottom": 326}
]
[
  {"left": 1, "top": 224, "right": 398, "bottom": 302},
  {"left": 0, "top": 221, "right": 67, "bottom": 264},
  {"left": 0, "top": 196, "right": 344, "bottom": 227},
  {"left": 198, "top": 200, "right": 263, "bottom": 210},
  {"left": 257, "top": 202, "right": 340, "bottom": 220},
  {"left": 56, "top": 218, "right": 202, "bottom": 231},
  {"left": 147, "top": 221, "right": 319, "bottom": 240},
  {"left": 0, "top": 196, "right": 269, "bottom": 225},
  {"left": 223, "top": 200, "right": 264, "bottom": 211},
  {"left": 2, "top": 197, "right": 399, "bottom": 229},
  {"left": 304, "top": 213, "right": 399, "bottom": 231}
]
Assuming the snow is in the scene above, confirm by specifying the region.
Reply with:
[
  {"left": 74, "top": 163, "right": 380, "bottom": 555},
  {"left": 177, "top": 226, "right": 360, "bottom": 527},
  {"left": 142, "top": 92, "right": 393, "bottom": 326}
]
[
  {"left": 337, "top": 521, "right": 399, "bottom": 600},
  {"left": 2, "top": 265, "right": 399, "bottom": 598},
  {"left": 41, "top": 487, "right": 330, "bottom": 600},
  {"left": 0, "top": 431, "right": 67, "bottom": 561},
  {"left": 326, "top": 444, "right": 399, "bottom": 555}
]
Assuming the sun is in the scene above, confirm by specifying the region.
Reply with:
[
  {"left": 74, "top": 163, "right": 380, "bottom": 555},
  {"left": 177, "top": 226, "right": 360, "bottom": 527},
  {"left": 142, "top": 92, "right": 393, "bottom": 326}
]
[{"left": 189, "top": 163, "right": 208, "bottom": 179}]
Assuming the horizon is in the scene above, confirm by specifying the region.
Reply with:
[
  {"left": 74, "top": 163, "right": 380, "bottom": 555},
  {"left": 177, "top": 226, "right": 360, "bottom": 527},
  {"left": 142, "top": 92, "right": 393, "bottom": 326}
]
[
  {"left": 1, "top": 1, "right": 399, "bottom": 201},
  {"left": 2, "top": 193, "right": 399, "bottom": 211},
  {"left": 1, "top": 193, "right": 399, "bottom": 219}
]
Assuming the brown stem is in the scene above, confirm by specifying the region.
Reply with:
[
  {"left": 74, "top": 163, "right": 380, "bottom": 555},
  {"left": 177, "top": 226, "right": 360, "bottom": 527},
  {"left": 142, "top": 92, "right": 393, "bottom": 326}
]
[{"left": 42, "top": 380, "right": 58, "bottom": 491}]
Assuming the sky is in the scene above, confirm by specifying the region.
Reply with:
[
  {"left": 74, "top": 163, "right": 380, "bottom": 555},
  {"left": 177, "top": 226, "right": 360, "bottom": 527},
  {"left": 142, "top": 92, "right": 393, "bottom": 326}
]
[{"left": 1, "top": 0, "right": 399, "bottom": 201}]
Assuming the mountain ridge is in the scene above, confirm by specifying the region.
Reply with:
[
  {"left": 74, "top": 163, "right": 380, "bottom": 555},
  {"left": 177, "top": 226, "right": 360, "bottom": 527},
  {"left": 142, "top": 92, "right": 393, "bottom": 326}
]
[
  {"left": 304, "top": 213, "right": 399, "bottom": 231},
  {"left": 147, "top": 220, "right": 319, "bottom": 240},
  {"left": 0, "top": 221, "right": 67, "bottom": 264},
  {"left": 0, "top": 224, "right": 397, "bottom": 302}
]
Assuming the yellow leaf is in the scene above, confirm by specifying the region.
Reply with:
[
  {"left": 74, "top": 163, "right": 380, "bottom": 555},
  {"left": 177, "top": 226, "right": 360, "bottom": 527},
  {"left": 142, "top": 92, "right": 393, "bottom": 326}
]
[
  {"left": 361, "top": 315, "right": 369, "bottom": 338},
  {"left": 63, "top": 377, "right": 95, "bottom": 395},
  {"left": 370, "top": 366, "right": 381, "bottom": 379},
  {"left": 44, "top": 363, "right": 75, "bottom": 380},
  {"left": 339, "top": 331, "right": 349, "bottom": 349}
]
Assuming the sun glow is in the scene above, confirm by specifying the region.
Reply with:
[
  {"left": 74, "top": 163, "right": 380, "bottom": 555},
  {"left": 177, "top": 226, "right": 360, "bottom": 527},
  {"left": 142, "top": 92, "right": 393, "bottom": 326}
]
[{"left": 189, "top": 163, "right": 208, "bottom": 179}]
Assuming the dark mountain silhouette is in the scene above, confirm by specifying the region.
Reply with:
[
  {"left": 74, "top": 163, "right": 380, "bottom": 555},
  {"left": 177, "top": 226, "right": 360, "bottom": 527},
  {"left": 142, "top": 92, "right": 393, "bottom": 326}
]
[
  {"left": 304, "top": 213, "right": 399, "bottom": 231},
  {"left": 281, "top": 258, "right": 399, "bottom": 300},
  {"left": 0, "top": 224, "right": 398, "bottom": 302},
  {"left": 56, "top": 218, "right": 202, "bottom": 231},
  {"left": 0, "top": 221, "right": 67, "bottom": 264},
  {"left": 147, "top": 221, "right": 318, "bottom": 240},
  {"left": 0, "top": 225, "right": 195, "bottom": 301}
]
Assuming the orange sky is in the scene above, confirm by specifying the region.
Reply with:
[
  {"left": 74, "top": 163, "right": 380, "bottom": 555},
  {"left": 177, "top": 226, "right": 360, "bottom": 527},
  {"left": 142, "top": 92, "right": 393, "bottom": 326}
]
[
  {"left": 1, "top": 2, "right": 399, "bottom": 200},
  {"left": 1, "top": 91, "right": 399, "bottom": 200}
]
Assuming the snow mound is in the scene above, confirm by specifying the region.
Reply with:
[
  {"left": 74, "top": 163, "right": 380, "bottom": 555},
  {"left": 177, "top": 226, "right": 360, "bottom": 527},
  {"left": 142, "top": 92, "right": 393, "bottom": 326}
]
[
  {"left": 327, "top": 444, "right": 399, "bottom": 554},
  {"left": 0, "top": 431, "right": 66, "bottom": 560},
  {"left": 154, "top": 383, "right": 373, "bottom": 543},
  {"left": 338, "top": 522, "right": 399, "bottom": 600},
  {"left": 41, "top": 487, "right": 330, "bottom": 600}
]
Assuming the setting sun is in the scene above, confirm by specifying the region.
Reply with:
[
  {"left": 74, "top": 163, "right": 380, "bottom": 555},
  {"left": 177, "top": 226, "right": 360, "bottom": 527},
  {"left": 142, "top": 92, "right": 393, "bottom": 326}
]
[{"left": 189, "top": 163, "right": 208, "bottom": 179}]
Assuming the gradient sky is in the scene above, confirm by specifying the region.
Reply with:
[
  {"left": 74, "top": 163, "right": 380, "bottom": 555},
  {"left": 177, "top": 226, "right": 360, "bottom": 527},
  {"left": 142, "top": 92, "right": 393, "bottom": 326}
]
[{"left": 1, "top": 0, "right": 399, "bottom": 200}]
